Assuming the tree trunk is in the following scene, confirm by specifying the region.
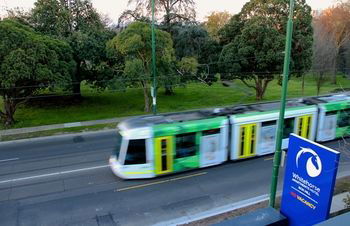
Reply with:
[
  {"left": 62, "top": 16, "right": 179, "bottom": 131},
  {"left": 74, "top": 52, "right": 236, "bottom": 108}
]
[
  {"left": 1, "top": 98, "right": 17, "bottom": 127},
  {"left": 255, "top": 78, "right": 271, "bottom": 101},
  {"left": 73, "top": 82, "right": 81, "bottom": 98},
  {"left": 164, "top": 85, "right": 174, "bottom": 95},
  {"left": 332, "top": 71, "right": 337, "bottom": 85},
  {"left": 72, "top": 61, "right": 82, "bottom": 99},
  {"left": 255, "top": 79, "right": 263, "bottom": 101},
  {"left": 332, "top": 53, "right": 338, "bottom": 84},
  {"left": 316, "top": 72, "right": 323, "bottom": 96},
  {"left": 141, "top": 82, "right": 151, "bottom": 112},
  {"left": 301, "top": 74, "right": 305, "bottom": 96}
]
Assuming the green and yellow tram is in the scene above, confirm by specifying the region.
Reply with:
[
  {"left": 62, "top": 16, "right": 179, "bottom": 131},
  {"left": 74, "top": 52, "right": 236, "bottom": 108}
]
[{"left": 109, "top": 93, "right": 350, "bottom": 179}]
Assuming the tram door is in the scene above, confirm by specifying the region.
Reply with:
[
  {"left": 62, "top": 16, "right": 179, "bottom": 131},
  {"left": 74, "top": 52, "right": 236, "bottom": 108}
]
[
  {"left": 154, "top": 137, "right": 173, "bottom": 175},
  {"left": 238, "top": 124, "right": 257, "bottom": 158},
  {"left": 297, "top": 115, "right": 312, "bottom": 139}
]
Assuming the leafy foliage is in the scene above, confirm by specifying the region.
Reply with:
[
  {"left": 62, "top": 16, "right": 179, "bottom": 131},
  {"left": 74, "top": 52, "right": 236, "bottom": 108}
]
[
  {"left": 316, "top": 3, "right": 350, "bottom": 83},
  {"left": 31, "top": 0, "right": 115, "bottom": 96},
  {"left": 172, "top": 24, "right": 221, "bottom": 84},
  {"left": 108, "top": 22, "right": 175, "bottom": 112},
  {"left": 219, "top": 0, "right": 313, "bottom": 100},
  {"left": 119, "top": 0, "right": 196, "bottom": 29},
  {"left": 312, "top": 17, "right": 338, "bottom": 95},
  {"left": 0, "top": 20, "right": 75, "bottom": 126},
  {"left": 219, "top": 19, "right": 284, "bottom": 100},
  {"left": 204, "top": 11, "right": 231, "bottom": 41}
]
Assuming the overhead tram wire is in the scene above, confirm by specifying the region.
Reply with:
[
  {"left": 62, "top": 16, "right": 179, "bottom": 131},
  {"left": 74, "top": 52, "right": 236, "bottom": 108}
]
[
  {"left": 1, "top": 67, "right": 349, "bottom": 91},
  {"left": 6, "top": 78, "right": 350, "bottom": 101},
  {"left": 0, "top": 56, "right": 293, "bottom": 90}
]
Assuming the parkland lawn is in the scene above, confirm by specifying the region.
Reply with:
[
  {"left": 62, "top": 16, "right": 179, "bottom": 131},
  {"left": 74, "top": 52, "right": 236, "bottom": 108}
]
[{"left": 1, "top": 76, "right": 350, "bottom": 129}]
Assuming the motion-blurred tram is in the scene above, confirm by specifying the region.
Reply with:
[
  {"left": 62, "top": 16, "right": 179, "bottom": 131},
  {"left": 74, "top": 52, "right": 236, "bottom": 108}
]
[{"left": 109, "top": 93, "right": 350, "bottom": 179}]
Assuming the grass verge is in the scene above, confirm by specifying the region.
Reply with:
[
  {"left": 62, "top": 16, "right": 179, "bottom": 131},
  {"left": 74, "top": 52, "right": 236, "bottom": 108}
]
[{"left": 1, "top": 75, "right": 349, "bottom": 129}]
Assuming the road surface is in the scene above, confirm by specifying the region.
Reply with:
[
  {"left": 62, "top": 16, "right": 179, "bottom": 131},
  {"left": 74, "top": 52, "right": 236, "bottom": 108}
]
[{"left": 0, "top": 131, "right": 349, "bottom": 226}]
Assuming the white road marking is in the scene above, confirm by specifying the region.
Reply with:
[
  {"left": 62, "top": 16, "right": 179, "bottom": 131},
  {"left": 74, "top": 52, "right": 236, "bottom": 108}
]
[
  {"left": 264, "top": 157, "right": 274, "bottom": 161},
  {"left": 116, "top": 172, "right": 208, "bottom": 192},
  {"left": 0, "top": 158, "right": 19, "bottom": 163},
  {"left": 0, "top": 164, "right": 108, "bottom": 184}
]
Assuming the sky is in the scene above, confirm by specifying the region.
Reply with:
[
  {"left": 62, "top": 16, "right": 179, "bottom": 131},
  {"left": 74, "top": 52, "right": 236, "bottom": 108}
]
[{"left": 0, "top": 0, "right": 338, "bottom": 22}]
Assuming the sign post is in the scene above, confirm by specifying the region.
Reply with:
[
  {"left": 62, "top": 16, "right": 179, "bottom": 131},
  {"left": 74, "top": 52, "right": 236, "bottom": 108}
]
[
  {"left": 280, "top": 134, "right": 340, "bottom": 226},
  {"left": 269, "top": 0, "right": 295, "bottom": 207}
]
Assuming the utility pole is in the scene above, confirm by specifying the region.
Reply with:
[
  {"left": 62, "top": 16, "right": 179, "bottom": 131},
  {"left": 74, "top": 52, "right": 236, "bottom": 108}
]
[
  {"left": 151, "top": 0, "right": 157, "bottom": 115},
  {"left": 269, "top": 0, "right": 295, "bottom": 208}
]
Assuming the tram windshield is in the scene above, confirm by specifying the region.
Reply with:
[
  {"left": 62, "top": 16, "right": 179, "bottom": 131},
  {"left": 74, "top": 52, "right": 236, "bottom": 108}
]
[{"left": 124, "top": 139, "right": 146, "bottom": 165}]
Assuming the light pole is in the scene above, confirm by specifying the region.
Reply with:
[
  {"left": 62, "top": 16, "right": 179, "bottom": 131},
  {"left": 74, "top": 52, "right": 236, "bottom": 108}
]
[
  {"left": 269, "top": 0, "right": 295, "bottom": 208},
  {"left": 151, "top": 0, "right": 157, "bottom": 115}
]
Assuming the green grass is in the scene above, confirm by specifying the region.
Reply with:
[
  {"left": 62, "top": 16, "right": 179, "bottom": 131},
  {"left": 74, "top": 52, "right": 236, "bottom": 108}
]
[{"left": 1, "top": 75, "right": 350, "bottom": 129}]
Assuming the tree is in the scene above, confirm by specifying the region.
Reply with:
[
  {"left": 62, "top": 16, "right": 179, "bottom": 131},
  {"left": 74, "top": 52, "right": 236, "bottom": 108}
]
[
  {"left": 218, "top": 0, "right": 313, "bottom": 100},
  {"left": 218, "top": 14, "right": 243, "bottom": 46},
  {"left": 172, "top": 24, "right": 221, "bottom": 84},
  {"left": 119, "top": 0, "right": 196, "bottom": 31},
  {"left": 173, "top": 24, "right": 209, "bottom": 60},
  {"left": 312, "top": 17, "right": 337, "bottom": 95},
  {"left": 219, "top": 19, "right": 284, "bottom": 100},
  {"left": 0, "top": 20, "right": 74, "bottom": 126},
  {"left": 204, "top": 11, "right": 231, "bottom": 41},
  {"left": 176, "top": 56, "right": 198, "bottom": 83},
  {"left": 31, "top": 0, "right": 113, "bottom": 97},
  {"left": 4, "top": 7, "right": 32, "bottom": 26},
  {"left": 120, "top": 0, "right": 197, "bottom": 95},
  {"left": 317, "top": 4, "right": 350, "bottom": 84},
  {"left": 108, "top": 22, "right": 175, "bottom": 112}
]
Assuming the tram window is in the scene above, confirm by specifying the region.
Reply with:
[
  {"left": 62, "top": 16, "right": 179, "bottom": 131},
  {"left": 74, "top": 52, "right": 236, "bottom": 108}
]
[
  {"left": 326, "top": 111, "right": 338, "bottom": 116},
  {"left": 114, "top": 131, "right": 123, "bottom": 159},
  {"left": 240, "top": 127, "right": 245, "bottom": 156},
  {"left": 337, "top": 109, "right": 350, "bottom": 128},
  {"left": 124, "top": 139, "right": 146, "bottom": 165},
  {"left": 202, "top": 128, "right": 220, "bottom": 136},
  {"left": 262, "top": 120, "right": 276, "bottom": 127},
  {"left": 175, "top": 133, "right": 196, "bottom": 158},
  {"left": 282, "top": 118, "right": 295, "bottom": 139}
]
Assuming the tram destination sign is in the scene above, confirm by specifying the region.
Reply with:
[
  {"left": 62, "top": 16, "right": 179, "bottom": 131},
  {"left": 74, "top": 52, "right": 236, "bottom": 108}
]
[{"left": 280, "top": 134, "right": 340, "bottom": 226}]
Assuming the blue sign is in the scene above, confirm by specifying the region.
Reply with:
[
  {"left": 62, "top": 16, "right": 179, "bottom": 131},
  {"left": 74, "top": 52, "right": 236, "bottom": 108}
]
[{"left": 280, "top": 134, "right": 340, "bottom": 226}]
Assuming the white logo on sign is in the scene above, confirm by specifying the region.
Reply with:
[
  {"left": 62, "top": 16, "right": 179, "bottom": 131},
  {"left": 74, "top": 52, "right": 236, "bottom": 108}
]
[{"left": 296, "top": 147, "right": 322, "bottom": 177}]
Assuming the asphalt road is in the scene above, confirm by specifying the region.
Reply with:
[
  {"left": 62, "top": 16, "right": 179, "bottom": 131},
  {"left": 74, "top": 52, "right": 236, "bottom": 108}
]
[{"left": 0, "top": 131, "right": 349, "bottom": 226}]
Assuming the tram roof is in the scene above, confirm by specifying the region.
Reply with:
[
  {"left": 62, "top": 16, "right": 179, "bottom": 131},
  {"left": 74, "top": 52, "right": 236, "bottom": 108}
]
[
  {"left": 118, "top": 93, "right": 350, "bottom": 130},
  {"left": 303, "top": 93, "right": 350, "bottom": 104}
]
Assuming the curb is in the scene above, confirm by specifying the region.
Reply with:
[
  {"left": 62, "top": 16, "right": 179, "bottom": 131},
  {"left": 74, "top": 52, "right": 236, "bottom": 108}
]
[
  {"left": 0, "top": 129, "right": 116, "bottom": 146},
  {"left": 155, "top": 172, "right": 350, "bottom": 226},
  {"left": 154, "top": 194, "right": 270, "bottom": 226}
]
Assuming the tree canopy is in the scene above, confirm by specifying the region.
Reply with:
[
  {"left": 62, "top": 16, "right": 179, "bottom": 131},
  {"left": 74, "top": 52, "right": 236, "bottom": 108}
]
[
  {"left": 219, "top": 0, "right": 313, "bottom": 100},
  {"left": 31, "top": 0, "right": 114, "bottom": 96},
  {"left": 171, "top": 24, "right": 221, "bottom": 84},
  {"left": 204, "top": 11, "right": 231, "bottom": 41},
  {"left": 315, "top": 3, "right": 350, "bottom": 83},
  {"left": 108, "top": 22, "right": 175, "bottom": 112},
  {"left": 0, "top": 19, "right": 75, "bottom": 126},
  {"left": 119, "top": 0, "right": 196, "bottom": 29}
]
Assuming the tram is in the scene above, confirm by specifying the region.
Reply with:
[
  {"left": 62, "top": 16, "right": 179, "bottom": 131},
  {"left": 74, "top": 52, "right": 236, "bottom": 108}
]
[{"left": 109, "top": 93, "right": 350, "bottom": 179}]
